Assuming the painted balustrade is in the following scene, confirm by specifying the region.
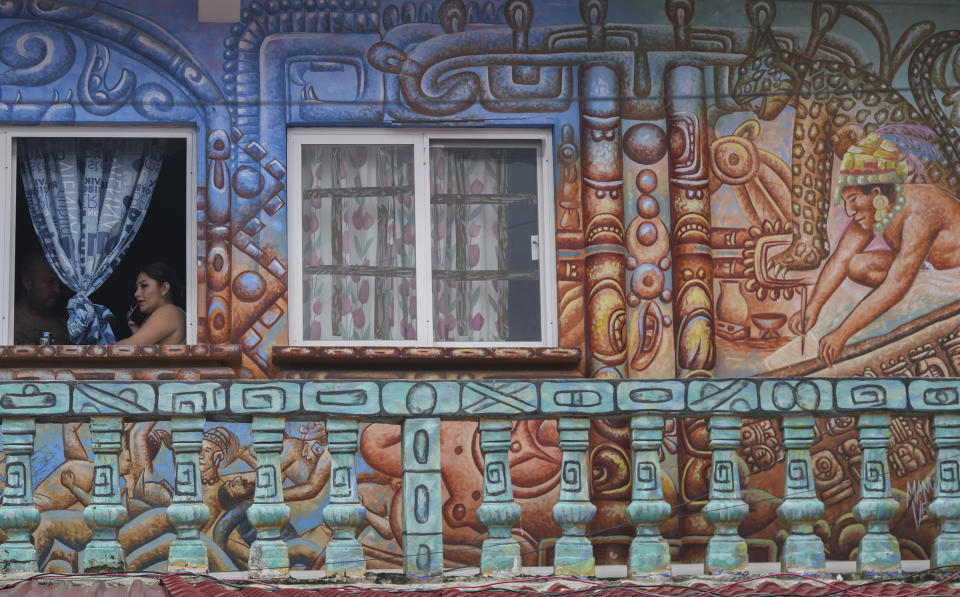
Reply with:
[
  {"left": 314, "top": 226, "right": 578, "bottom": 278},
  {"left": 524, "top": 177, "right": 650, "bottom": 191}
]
[
  {"left": 553, "top": 418, "right": 597, "bottom": 576},
  {"left": 627, "top": 415, "right": 671, "bottom": 576},
  {"left": 931, "top": 414, "right": 960, "bottom": 568},
  {"left": 83, "top": 416, "right": 127, "bottom": 573},
  {"left": 323, "top": 418, "right": 367, "bottom": 578},
  {"left": 853, "top": 414, "right": 901, "bottom": 576},
  {"left": 402, "top": 416, "right": 443, "bottom": 578},
  {"left": 477, "top": 419, "right": 522, "bottom": 577},
  {"left": 248, "top": 416, "right": 291, "bottom": 579},
  {"left": 704, "top": 415, "right": 749, "bottom": 575},
  {"left": 0, "top": 419, "right": 39, "bottom": 574},
  {"left": 778, "top": 415, "right": 826, "bottom": 574},
  {"left": 167, "top": 416, "right": 210, "bottom": 573},
  {"left": 0, "top": 378, "right": 956, "bottom": 579}
]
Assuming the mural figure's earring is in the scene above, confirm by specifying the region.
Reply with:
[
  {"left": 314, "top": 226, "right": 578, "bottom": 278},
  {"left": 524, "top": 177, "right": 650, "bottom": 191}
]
[{"left": 873, "top": 193, "right": 890, "bottom": 221}]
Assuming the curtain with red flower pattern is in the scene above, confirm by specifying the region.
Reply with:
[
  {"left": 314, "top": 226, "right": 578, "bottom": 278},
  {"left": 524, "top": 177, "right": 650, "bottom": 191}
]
[
  {"left": 301, "top": 144, "right": 417, "bottom": 341},
  {"left": 430, "top": 147, "right": 506, "bottom": 342},
  {"left": 301, "top": 143, "right": 505, "bottom": 343}
]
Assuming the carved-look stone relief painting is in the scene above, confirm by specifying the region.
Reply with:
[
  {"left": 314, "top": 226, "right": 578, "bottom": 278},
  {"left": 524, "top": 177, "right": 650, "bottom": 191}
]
[{"left": 0, "top": 0, "right": 957, "bottom": 570}]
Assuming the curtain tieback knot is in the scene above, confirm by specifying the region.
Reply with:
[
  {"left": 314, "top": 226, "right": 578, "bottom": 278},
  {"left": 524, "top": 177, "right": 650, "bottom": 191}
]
[{"left": 67, "top": 294, "right": 117, "bottom": 345}]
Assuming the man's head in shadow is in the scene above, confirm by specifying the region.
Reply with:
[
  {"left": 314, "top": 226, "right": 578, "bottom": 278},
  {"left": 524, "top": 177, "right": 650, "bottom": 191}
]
[
  {"left": 13, "top": 251, "right": 68, "bottom": 344},
  {"left": 17, "top": 251, "right": 62, "bottom": 312}
]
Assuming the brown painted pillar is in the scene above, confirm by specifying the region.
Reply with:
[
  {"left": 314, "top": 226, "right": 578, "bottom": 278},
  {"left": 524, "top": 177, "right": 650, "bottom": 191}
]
[
  {"left": 665, "top": 64, "right": 715, "bottom": 377},
  {"left": 579, "top": 62, "right": 627, "bottom": 378},
  {"left": 555, "top": 124, "right": 587, "bottom": 355},
  {"left": 206, "top": 129, "right": 232, "bottom": 345}
]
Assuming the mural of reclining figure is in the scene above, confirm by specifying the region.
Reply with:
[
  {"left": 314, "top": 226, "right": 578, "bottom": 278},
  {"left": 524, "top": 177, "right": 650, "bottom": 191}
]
[
  {"left": 200, "top": 425, "right": 332, "bottom": 570},
  {"left": 803, "top": 128, "right": 960, "bottom": 366}
]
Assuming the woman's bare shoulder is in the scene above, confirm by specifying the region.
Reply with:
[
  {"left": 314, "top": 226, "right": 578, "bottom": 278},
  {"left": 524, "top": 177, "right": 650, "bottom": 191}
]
[
  {"left": 153, "top": 303, "right": 186, "bottom": 320},
  {"left": 152, "top": 304, "right": 186, "bottom": 344}
]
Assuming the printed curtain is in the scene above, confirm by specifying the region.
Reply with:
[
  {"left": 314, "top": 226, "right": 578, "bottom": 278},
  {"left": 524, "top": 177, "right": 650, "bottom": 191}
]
[
  {"left": 430, "top": 147, "right": 507, "bottom": 342},
  {"left": 301, "top": 144, "right": 509, "bottom": 343},
  {"left": 19, "top": 138, "right": 164, "bottom": 344},
  {"left": 302, "top": 144, "right": 418, "bottom": 341}
]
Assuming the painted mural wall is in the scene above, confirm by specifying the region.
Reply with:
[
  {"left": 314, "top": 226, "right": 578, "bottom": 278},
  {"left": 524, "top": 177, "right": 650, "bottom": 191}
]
[{"left": 1, "top": 0, "right": 960, "bottom": 572}]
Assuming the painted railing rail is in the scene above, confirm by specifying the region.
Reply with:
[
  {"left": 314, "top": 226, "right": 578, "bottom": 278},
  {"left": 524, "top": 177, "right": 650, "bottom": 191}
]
[{"left": 0, "top": 378, "right": 956, "bottom": 579}]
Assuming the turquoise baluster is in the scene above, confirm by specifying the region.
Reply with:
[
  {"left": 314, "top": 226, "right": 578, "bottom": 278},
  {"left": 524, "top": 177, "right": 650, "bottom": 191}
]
[
  {"left": 627, "top": 415, "right": 672, "bottom": 577},
  {"left": 323, "top": 418, "right": 367, "bottom": 578},
  {"left": 931, "top": 414, "right": 960, "bottom": 567},
  {"left": 402, "top": 417, "right": 443, "bottom": 578},
  {"left": 477, "top": 419, "right": 522, "bottom": 577},
  {"left": 778, "top": 415, "right": 826, "bottom": 574},
  {"left": 703, "top": 415, "right": 748, "bottom": 575},
  {"left": 167, "top": 416, "right": 210, "bottom": 573},
  {"left": 247, "top": 416, "right": 291, "bottom": 579},
  {"left": 552, "top": 418, "right": 596, "bottom": 577},
  {"left": 0, "top": 418, "right": 40, "bottom": 574},
  {"left": 82, "top": 416, "right": 128, "bottom": 572},
  {"left": 853, "top": 413, "right": 901, "bottom": 576}
]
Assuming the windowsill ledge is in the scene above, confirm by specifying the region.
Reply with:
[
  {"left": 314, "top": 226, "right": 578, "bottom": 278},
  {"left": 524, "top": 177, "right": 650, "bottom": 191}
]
[
  {"left": 0, "top": 344, "right": 240, "bottom": 361},
  {"left": 271, "top": 346, "right": 583, "bottom": 370},
  {"left": 0, "top": 345, "right": 243, "bottom": 379}
]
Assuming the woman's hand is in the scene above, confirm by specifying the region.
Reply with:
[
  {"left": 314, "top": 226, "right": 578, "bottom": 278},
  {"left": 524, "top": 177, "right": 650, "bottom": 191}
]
[
  {"left": 117, "top": 303, "right": 185, "bottom": 346},
  {"left": 126, "top": 304, "right": 140, "bottom": 334}
]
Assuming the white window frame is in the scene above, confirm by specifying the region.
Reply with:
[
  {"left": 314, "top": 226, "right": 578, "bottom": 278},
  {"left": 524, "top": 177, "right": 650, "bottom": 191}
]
[
  {"left": 288, "top": 128, "right": 557, "bottom": 348},
  {"left": 0, "top": 126, "right": 199, "bottom": 345}
]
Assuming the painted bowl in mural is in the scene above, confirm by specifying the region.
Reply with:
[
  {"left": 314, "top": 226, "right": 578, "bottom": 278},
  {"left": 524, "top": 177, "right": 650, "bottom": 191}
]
[{"left": 751, "top": 313, "right": 787, "bottom": 338}]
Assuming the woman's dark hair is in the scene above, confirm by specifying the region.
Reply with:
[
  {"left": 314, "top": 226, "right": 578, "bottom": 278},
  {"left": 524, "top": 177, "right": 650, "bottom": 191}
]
[{"left": 140, "top": 262, "right": 184, "bottom": 307}]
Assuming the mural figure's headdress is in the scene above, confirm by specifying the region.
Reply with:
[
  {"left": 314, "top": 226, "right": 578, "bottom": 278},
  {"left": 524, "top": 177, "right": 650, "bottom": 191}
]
[
  {"left": 835, "top": 124, "right": 941, "bottom": 233},
  {"left": 203, "top": 426, "right": 240, "bottom": 468}
]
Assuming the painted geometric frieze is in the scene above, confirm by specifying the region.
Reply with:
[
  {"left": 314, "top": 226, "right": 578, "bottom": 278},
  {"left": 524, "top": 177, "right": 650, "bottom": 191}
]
[{"left": 0, "top": 377, "right": 953, "bottom": 418}]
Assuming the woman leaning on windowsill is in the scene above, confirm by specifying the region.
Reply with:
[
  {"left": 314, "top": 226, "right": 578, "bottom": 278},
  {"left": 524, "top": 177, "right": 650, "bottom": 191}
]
[{"left": 116, "top": 263, "right": 186, "bottom": 346}]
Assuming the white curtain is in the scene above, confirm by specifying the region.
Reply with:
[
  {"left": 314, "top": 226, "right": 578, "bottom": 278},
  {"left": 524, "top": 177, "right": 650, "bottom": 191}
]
[
  {"left": 430, "top": 147, "right": 508, "bottom": 342},
  {"left": 301, "top": 144, "right": 417, "bottom": 341}
]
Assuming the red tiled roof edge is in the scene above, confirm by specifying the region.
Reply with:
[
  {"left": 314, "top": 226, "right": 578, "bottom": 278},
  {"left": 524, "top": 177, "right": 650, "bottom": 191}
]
[{"left": 160, "top": 577, "right": 960, "bottom": 597}]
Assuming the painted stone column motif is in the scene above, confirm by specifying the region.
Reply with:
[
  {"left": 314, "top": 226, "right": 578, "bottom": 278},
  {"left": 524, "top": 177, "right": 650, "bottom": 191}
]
[
  {"left": 402, "top": 417, "right": 443, "bottom": 578},
  {"left": 853, "top": 413, "right": 901, "bottom": 576},
  {"left": 167, "top": 417, "right": 211, "bottom": 573},
  {"left": 580, "top": 62, "right": 627, "bottom": 378},
  {"left": 323, "top": 418, "right": 367, "bottom": 578},
  {"left": 556, "top": 123, "right": 587, "bottom": 351},
  {"left": 83, "top": 416, "right": 128, "bottom": 572},
  {"left": 665, "top": 63, "right": 715, "bottom": 377},
  {"left": 477, "top": 419, "right": 522, "bottom": 577},
  {"left": 552, "top": 418, "right": 596, "bottom": 576},
  {"left": 0, "top": 419, "right": 40, "bottom": 573},
  {"left": 247, "top": 416, "right": 291, "bottom": 579},
  {"left": 778, "top": 415, "right": 826, "bottom": 574},
  {"left": 626, "top": 415, "right": 671, "bottom": 576},
  {"left": 206, "top": 129, "right": 232, "bottom": 345},
  {"left": 930, "top": 414, "right": 960, "bottom": 568},
  {"left": 703, "top": 415, "right": 748, "bottom": 575}
]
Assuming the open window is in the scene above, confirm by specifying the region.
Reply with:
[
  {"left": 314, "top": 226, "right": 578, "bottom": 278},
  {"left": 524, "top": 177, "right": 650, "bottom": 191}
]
[
  {"left": 288, "top": 129, "right": 556, "bottom": 347},
  {"left": 0, "top": 128, "right": 197, "bottom": 345}
]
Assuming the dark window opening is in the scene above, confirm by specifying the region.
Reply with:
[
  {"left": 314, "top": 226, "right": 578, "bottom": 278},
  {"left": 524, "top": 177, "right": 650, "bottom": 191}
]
[{"left": 14, "top": 138, "right": 187, "bottom": 344}]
